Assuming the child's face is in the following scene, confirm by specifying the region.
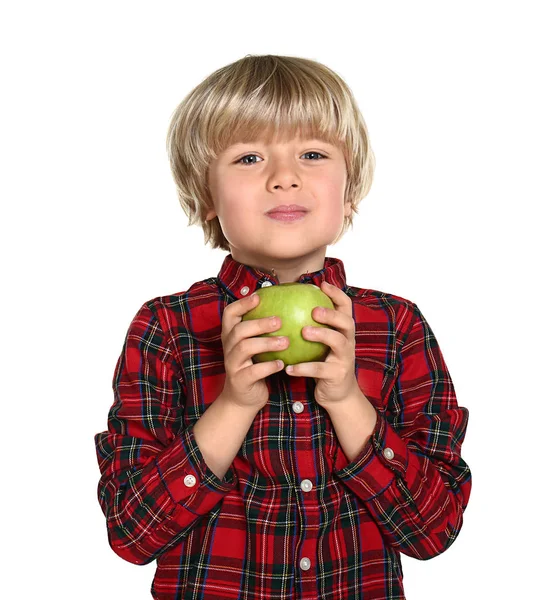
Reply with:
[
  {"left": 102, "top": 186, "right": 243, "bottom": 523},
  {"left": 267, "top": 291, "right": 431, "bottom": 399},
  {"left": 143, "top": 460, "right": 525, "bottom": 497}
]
[{"left": 206, "top": 133, "right": 351, "bottom": 270}]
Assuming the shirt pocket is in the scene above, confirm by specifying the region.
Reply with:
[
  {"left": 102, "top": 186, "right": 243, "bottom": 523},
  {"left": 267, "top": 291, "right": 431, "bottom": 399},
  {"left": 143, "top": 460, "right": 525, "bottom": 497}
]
[{"left": 355, "top": 357, "right": 398, "bottom": 412}]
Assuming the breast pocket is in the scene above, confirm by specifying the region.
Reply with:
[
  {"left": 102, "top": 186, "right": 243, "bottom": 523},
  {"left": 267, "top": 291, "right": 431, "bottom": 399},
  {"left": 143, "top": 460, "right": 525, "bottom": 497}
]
[{"left": 355, "top": 357, "right": 398, "bottom": 412}]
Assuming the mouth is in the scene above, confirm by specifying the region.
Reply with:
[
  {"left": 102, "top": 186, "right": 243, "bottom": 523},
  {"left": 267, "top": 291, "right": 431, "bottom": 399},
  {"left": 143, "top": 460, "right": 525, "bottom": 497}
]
[
  {"left": 265, "top": 204, "right": 308, "bottom": 222},
  {"left": 266, "top": 211, "right": 307, "bottom": 222}
]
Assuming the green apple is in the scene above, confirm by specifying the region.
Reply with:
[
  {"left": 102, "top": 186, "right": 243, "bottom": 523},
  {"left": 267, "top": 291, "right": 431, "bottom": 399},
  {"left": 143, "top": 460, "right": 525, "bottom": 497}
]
[{"left": 241, "top": 282, "right": 335, "bottom": 366}]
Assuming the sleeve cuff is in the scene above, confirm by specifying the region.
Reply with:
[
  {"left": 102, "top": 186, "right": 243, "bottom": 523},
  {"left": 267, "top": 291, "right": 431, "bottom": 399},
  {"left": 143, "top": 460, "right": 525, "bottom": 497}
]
[
  {"left": 334, "top": 411, "right": 409, "bottom": 500},
  {"left": 155, "top": 425, "right": 237, "bottom": 515}
]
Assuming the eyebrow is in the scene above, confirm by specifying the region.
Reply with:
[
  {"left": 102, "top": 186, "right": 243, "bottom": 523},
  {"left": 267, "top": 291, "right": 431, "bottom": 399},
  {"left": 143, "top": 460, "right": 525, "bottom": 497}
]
[{"left": 226, "top": 138, "right": 337, "bottom": 150}]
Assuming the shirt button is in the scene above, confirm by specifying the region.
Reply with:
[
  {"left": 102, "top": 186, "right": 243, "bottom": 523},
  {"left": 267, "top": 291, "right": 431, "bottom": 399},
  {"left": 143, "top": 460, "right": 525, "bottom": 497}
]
[
  {"left": 383, "top": 447, "right": 395, "bottom": 461},
  {"left": 240, "top": 286, "right": 250, "bottom": 296},
  {"left": 292, "top": 401, "right": 304, "bottom": 414},
  {"left": 261, "top": 281, "right": 273, "bottom": 287},
  {"left": 183, "top": 474, "right": 197, "bottom": 487},
  {"left": 299, "top": 557, "right": 311, "bottom": 571},
  {"left": 300, "top": 479, "right": 313, "bottom": 493}
]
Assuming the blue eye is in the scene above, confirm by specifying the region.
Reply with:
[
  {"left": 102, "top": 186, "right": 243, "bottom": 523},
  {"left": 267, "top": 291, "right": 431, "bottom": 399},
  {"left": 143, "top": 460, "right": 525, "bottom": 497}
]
[
  {"left": 302, "top": 151, "right": 326, "bottom": 161},
  {"left": 237, "top": 154, "right": 261, "bottom": 166},
  {"left": 236, "top": 151, "right": 327, "bottom": 166}
]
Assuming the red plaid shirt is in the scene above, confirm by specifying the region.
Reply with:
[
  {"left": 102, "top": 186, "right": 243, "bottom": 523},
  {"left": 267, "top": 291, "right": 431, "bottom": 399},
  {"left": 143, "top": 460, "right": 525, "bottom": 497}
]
[{"left": 94, "top": 254, "right": 471, "bottom": 600}]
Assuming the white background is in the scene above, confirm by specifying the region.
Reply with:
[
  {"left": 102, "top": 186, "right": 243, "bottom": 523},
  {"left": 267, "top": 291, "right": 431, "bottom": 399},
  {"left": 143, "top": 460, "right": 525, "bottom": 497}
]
[{"left": 2, "top": 1, "right": 556, "bottom": 598}]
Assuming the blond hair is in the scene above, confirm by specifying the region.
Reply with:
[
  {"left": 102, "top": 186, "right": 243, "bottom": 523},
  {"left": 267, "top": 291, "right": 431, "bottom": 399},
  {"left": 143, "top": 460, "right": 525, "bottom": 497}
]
[{"left": 166, "top": 54, "right": 375, "bottom": 252}]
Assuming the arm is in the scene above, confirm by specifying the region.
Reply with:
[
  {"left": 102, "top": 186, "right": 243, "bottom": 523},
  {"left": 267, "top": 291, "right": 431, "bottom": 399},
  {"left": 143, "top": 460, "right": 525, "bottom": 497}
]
[
  {"left": 325, "top": 389, "right": 377, "bottom": 461},
  {"left": 330, "top": 303, "right": 472, "bottom": 560},
  {"left": 192, "top": 394, "right": 260, "bottom": 480},
  {"left": 94, "top": 303, "right": 239, "bottom": 565}
]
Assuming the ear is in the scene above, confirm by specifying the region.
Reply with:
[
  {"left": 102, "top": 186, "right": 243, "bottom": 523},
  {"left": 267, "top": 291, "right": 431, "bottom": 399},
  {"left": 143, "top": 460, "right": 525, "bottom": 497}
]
[
  {"left": 205, "top": 207, "right": 217, "bottom": 221},
  {"left": 343, "top": 198, "right": 353, "bottom": 218}
]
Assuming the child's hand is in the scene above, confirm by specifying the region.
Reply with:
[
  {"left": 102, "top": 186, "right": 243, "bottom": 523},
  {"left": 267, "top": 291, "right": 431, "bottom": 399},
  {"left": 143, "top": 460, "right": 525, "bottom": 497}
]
[
  {"left": 285, "top": 281, "right": 361, "bottom": 409},
  {"left": 220, "top": 293, "right": 287, "bottom": 412}
]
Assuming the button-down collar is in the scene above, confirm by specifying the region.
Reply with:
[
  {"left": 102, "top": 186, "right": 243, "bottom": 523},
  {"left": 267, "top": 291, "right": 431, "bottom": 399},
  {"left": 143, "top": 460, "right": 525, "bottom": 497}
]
[{"left": 216, "top": 253, "right": 348, "bottom": 300}]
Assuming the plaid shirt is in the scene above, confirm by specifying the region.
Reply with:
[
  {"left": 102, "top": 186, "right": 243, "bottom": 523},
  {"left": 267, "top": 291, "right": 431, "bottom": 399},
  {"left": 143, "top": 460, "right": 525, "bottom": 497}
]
[{"left": 94, "top": 254, "right": 471, "bottom": 600}]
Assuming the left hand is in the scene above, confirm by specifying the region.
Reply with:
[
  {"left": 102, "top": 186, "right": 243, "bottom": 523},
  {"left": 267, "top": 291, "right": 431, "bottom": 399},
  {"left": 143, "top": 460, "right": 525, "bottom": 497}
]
[{"left": 285, "top": 281, "right": 360, "bottom": 408}]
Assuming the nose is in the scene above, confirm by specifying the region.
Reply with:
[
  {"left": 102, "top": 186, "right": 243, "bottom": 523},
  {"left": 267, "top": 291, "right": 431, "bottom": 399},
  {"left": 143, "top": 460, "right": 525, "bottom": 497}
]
[
  {"left": 268, "top": 159, "right": 302, "bottom": 191},
  {"left": 273, "top": 183, "right": 298, "bottom": 189}
]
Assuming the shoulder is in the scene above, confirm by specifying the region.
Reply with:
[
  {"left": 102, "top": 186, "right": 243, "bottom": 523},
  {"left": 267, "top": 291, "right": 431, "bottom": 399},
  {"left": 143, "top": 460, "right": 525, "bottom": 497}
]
[
  {"left": 143, "top": 277, "right": 222, "bottom": 312},
  {"left": 346, "top": 283, "right": 417, "bottom": 317},
  {"left": 130, "top": 277, "right": 224, "bottom": 342},
  {"left": 345, "top": 284, "right": 419, "bottom": 344},
  {"left": 345, "top": 283, "right": 414, "bottom": 308}
]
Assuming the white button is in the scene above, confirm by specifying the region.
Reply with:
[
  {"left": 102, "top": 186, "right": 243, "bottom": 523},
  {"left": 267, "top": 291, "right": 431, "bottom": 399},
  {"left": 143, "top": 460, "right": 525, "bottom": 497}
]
[
  {"left": 300, "top": 479, "right": 313, "bottom": 493},
  {"left": 240, "top": 286, "right": 250, "bottom": 296},
  {"left": 383, "top": 447, "right": 394, "bottom": 461},
  {"left": 292, "top": 401, "right": 304, "bottom": 414},
  {"left": 261, "top": 281, "right": 273, "bottom": 287},
  {"left": 183, "top": 474, "right": 197, "bottom": 487},
  {"left": 299, "top": 557, "right": 311, "bottom": 571}
]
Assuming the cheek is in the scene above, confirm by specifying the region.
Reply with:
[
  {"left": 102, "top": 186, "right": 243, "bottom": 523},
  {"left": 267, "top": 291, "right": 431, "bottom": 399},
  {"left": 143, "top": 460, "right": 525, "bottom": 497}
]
[
  {"left": 315, "top": 169, "right": 346, "bottom": 197},
  {"left": 218, "top": 209, "right": 246, "bottom": 236},
  {"left": 333, "top": 169, "right": 348, "bottom": 196},
  {"left": 222, "top": 179, "right": 257, "bottom": 209},
  {"left": 317, "top": 179, "right": 347, "bottom": 216},
  {"left": 215, "top": 200, "right": 255, "bottom": 242}
]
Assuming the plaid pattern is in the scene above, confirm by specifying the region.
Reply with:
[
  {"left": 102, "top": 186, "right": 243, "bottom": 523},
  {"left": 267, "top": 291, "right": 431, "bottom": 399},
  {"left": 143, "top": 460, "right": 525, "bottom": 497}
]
[{"left": 94, "top": 254, "right": 471, "bottom": 599}]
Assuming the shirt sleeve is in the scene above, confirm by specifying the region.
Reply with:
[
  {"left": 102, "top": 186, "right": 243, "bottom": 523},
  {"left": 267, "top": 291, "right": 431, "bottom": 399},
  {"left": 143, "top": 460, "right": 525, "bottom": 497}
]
[
  {"left": 94, "top": 303, "right": 237, "bottom": 565},
  {"left": 334, "top": 302, "right": 472, "bottom": 560}
]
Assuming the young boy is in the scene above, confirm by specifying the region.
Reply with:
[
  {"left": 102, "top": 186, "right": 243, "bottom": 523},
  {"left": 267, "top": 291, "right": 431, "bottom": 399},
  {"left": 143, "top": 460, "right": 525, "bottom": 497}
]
[{"left": 94, "top": 54, "right": 471, "bottom": 600}]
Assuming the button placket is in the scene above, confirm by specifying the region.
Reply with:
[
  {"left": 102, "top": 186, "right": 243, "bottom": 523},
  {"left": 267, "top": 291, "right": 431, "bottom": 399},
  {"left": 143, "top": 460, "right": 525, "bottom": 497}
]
[{"left": 289, "top": 378, "right": 318, "bottom": 588}]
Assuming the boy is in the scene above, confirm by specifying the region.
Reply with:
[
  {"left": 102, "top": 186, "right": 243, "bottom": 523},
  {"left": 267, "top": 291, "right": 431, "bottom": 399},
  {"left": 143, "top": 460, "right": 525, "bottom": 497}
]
[{"left": 94, "top": 54, "right": 471, "bottom": 600}]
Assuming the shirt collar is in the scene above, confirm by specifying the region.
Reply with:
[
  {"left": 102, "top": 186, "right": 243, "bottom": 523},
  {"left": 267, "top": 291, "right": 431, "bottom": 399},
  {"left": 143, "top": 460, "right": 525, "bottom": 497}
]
[{"left": 216, "top": 253, "right": 348, "bottom": 300}]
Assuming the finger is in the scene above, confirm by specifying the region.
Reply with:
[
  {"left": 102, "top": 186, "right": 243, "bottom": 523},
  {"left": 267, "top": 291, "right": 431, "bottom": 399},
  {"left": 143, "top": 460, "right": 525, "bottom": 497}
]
[
  {"left": 240, "top": 358, "right": 285, "bottom": 384},
  {"left": 286, "top": 361, "right": 328, "bottom": 378},
  {"left": 225, "top": 315, "right": 282, "bottom": 357},
  {"left": 311, "top": 306, "right": 355, "bottom": 338},
  {"left": 302, "top": 326, "right": 348, "bottom": 353},
  {"left": 237, "top": 313, "right": 282, "bottom": 340},
  {"left": 234, "top": 334, "right": 289, "bottom": 369},
  {"left": 222, "top": 293, "right": 261, "bottom": 339},
  {"left": 319, "top": 282, "right": 353, "bottom": 316}
]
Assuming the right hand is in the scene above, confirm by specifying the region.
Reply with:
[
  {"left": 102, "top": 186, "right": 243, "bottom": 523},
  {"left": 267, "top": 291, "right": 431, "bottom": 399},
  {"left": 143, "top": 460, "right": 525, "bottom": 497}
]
[{"left": 220, "top": 293, "right": 288, "bottom": 411}]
